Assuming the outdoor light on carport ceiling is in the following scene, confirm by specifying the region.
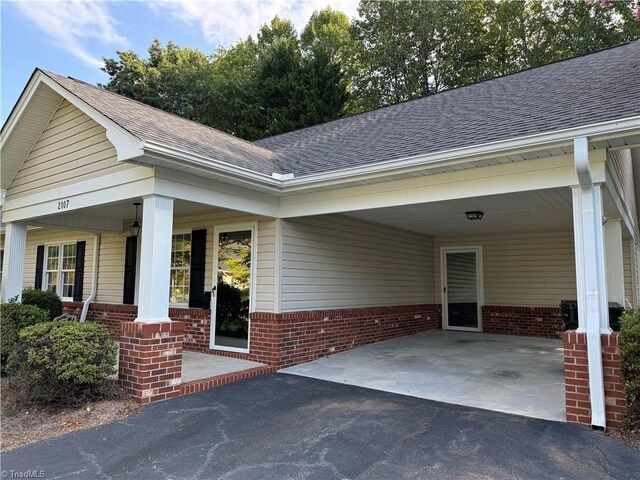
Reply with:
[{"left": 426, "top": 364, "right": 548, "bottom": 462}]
[
  {"left": 465, "top": 211, "right": 484, "bottom": 221},
  {"left": 130, "top": 202, "right": 142, "bottom": 237}
]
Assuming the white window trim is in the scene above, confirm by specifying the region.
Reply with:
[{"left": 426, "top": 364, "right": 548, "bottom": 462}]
[
  {"left": 210, "top": 221, "right": 258, "bottom": 354},
  {"left": 42, "top": 242, "right": 77, "bottom": 302},
  {"left": 169, "top": 229, "right": 192, "bottom": 308}
]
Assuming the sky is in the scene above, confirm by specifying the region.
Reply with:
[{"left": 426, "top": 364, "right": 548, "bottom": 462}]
[{"left": 1, "top": 0, "right": 360, "bottom": 124}]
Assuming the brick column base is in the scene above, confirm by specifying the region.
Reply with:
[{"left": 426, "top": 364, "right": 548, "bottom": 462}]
[
  {"left": 562, "top": 331, "right": 626, "bottom": 428},
  {"left": 119, "top": 321, "right": 185, "bottom": 404}
]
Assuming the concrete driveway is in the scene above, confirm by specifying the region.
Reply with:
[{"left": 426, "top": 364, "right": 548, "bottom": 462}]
[
  {"left": 282, "top": 330, "right": 566, "bottom": 421},
  {"left": 3, "top": 375, "right": 639, "bottom": 479}
]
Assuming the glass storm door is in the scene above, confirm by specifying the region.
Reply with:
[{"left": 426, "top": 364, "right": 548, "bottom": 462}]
[
  {"left": 211, "top": 225, "right": 255, "bottom": 352},
  {"left": 442, "top": 248, "right": 483, "bottom": 331}
]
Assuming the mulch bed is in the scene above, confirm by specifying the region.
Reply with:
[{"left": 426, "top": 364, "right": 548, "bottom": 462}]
[
  {"left": 606, "top": 426, "right": 640, "bottom": 451},
  {"left": 0, "top": 378, "right": 140, "bottom": 452}
]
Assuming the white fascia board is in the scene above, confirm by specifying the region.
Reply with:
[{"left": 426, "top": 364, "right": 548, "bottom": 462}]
[
  {"left": 35, "top": 73, "right": 145, "bottom": 161},
  {"left": 0, "top": 70, "right": 42, "bottom": 144},
  {"left": 2, "top": 168, "right": 155, "bottom": 222},
  {"left": 153, "top": 172, "right": 279, "bottom": 218},
  {"left": 283, "top": 116, "right": 640, "bottom": 191},
  {"left": 142, "top": 141, "right": 282, "bottom": 191}
]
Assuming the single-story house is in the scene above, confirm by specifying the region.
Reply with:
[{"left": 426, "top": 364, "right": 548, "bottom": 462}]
[{"left": 1, "top": 41, "right": 639, "bottom": 428}]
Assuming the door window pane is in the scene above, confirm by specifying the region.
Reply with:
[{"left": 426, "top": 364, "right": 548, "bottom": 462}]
[
  {"left": 214, "top": 230, "right": 252, "bottom": 350},
  {"left": 446, "top": 251, "right": 478, "bottom": 328}
]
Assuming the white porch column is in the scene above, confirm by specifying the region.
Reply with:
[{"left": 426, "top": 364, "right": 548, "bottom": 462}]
[
  {"left": 135, "top": 195, "right": 174, "bottom": 323},
  {"left": 1, "top": 222, "right": 28, "bottom": 302},
  {"left": 572, "top": 137, "right": 608, "bottom": 428},
  {"left": 604, "top": 219, "right": 625, "bottom": 307}
]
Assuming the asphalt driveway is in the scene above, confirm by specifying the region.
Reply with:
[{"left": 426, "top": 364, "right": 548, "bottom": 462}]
[{"left": 2, "top": 375, "right": 639, "bottom": 480}]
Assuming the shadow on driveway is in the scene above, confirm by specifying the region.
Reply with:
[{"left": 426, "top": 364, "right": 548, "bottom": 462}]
[{"left": 3, "top": 374, "right": 639, "bottom": 479}]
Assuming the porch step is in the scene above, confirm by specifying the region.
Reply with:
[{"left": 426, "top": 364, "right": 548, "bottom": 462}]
[{"left": 180, "top": 365, "right": 277, "bottom": 396}]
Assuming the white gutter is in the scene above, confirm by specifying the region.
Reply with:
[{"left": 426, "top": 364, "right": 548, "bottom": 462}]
[
  {"left": 80, "top": 233, "right": 100, "bottom": 323},
  {"left": 131, "top": 117, "right": 640, "bottom": 195},
  {"left": 284, "top": 116, "right": 640, "bottom": 190},
  {"left": 142, "top": 141, "right": 283, "bottom": 189},
  {"left": 573, "top": 137, "right": 607, "bottom": 429}
]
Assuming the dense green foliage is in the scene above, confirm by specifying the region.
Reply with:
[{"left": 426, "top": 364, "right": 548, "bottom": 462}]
[
  {"left": 9, "top": 321, "right": 117, "bottom": 404},
  {"left": 0, "top": 302, "right": 49, "bottom": 373},
  {"left": 102, "top": 1, "right": 640, "bottom": 139},
  {"left": 21, "top": 288, "right": 63, "bottom": 321},
  {"left": 620, "top": 308, "right": 640, "bottom": 428}
]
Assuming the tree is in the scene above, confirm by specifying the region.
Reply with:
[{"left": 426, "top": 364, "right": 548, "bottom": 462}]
[{"left": 102, "top": 39, "right": 211, "bottom": 123}]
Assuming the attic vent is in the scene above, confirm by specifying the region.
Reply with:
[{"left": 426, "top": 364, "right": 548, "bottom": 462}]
[{"left": 272, "top": 172, "right": 295, "bottom": 181}]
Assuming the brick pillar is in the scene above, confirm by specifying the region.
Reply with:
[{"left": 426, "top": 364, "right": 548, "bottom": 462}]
[
  {"left": 119, "top": 321, "right": 184, "bottom": 404},
  {"left": 562, "top": 331, "right": 626, "bottom": 428}
]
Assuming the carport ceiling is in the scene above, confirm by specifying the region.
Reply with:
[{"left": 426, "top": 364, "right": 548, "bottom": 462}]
[{"left": 341, "top": 188, "right": 579, "bottom": 236}]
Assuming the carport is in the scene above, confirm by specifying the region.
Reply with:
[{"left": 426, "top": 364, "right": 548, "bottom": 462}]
[{"left": 281, "top": 330, "right": 566, "bottom": 421}]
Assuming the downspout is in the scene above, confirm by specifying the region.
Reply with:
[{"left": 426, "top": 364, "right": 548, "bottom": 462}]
[
  {"left": 80, "top": 233, "right": 100, "bottom": 323},
  {"left": 574, "top": 137, "right": 607, "bottom": 428}
]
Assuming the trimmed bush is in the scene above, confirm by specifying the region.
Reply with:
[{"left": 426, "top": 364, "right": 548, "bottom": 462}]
[
  {"left": 9, "top": 321, "right": 117, "bottom": 404},
  {"left": 21, "top": 288, "right": 63, "bottom": 321},
  {"left": 620, "top": 308, "right": 640, "bottom": 428},
  {"left": 0, "top": 302, "right": 49, "bottom": 373}
]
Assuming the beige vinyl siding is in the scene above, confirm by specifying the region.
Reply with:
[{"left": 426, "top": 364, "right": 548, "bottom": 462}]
[
  {"left": 172, "top": 210, "right": 277, "bottom": 312},
  {"left": 96, "top": 233, "right": 127, "bottom": 304},
  {"left": 608, "top": 149, "right": 638, "bottom": 228},
  {"left": 83, "top": 210, "right": 278, "bottom": 308},
  {"left": 280, "top": 215, "right": 434, "bottom": 312},
  {"left": 624, "top": 239, "right": 633, "bottom": 306},
  {"left": 22, "top": 228, "right": 95, "bottom": 300},
  {"left": 434, "top": 231, "right": 576, "bottom": 307},
  {"left": 6, "top": 100, "right": 135, "bottom": 199}
]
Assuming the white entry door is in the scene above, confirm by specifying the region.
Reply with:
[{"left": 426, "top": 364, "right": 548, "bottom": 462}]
[
  {"left": 442, "top": 247, "right": 484, "bottom": 332},
  {"left": 210, "top": 223, "right": 256, "bottom": 352}
]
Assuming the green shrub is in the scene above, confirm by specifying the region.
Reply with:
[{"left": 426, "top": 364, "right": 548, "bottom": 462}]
[
  {"left": 9, "top": 321, "right": 117, "bottom": 404},
  {"left": 0, "top": 302, "right": 49, "bottom": 373},
  {"left": 620, "top": 308, "right": 640, "bottom": 428},
  {"left": 21, "top": 288, "right": 63, "bottom": 321}
]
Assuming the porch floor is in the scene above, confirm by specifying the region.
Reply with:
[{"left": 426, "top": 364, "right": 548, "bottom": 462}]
[
  {"left": 181, "top": 351, "right": 265, "bottom": 382},
  {"left": 280, "top": 330, "right": 565, "bottom": 422}
]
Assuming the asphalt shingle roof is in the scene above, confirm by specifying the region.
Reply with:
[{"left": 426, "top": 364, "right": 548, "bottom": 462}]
[
  {"left": 256, "top": 40, "right": 640, "bottom": 177},
  {"left": 41, "top": 71, "right": 279, "bottom": 176},
  {"left": 42, "top": 41, "right": 640, "bottom": 179}
]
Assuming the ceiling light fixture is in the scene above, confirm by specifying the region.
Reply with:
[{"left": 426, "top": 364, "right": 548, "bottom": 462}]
[{"left": 465, "top": 211, "right": 484, "bottom": 221}]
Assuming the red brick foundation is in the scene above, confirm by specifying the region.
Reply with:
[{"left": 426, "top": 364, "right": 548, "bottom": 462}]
[
  {"left": 210, "top": 304, "right": 442, "bottom": 368},
  {"left": 562, "top": 331, "right": 626, "bottom": 428},
  {"left": 63, "top": 302, "right": 210, "bottom": 347},
  {"left": 483, "top": 305, "right": 563, "bottom": 338},
  {"left": 65, "top": 302, "right": 441, "bottom": 368},
  {"left": 118, "top": 321, "right": 185, "bottom": 404}
]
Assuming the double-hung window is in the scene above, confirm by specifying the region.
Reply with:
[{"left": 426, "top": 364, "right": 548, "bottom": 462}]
[
  {"left": 170, "top": 233, "right": 191, "bottom": 306},
  {"left": 44, "top": 243, "right": 76, "bottom": 299}
]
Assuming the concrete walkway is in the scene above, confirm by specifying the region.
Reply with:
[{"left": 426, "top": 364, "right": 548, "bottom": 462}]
[
  {"left": 3, "top": 375, "right": 638, "bottom": 479},
  {"left": 182, "top": 351, "right": 264, "bottom": 382},
  {"left": 281, "top": 330, "right": 565, "bottom": 421}
]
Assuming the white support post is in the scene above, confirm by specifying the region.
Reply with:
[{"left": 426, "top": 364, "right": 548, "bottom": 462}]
[
  {"left": 572, "top": 137, "right": 608, "bottom": 428},
  {"left": 135, "top": 195, "right": 174, "bottom": 323},
  {"left": 604, "top": 219, "right": 625, "bottom": 307},
  {"left": 1, "top": 222, "right": 27, "bottom": 302}
]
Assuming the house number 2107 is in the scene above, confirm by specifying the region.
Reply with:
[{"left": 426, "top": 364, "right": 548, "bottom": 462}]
[{"left": 57, "top": 199, "right": 70, "bottom": 210}]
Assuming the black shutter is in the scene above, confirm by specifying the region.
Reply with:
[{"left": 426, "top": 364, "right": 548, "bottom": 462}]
[
  {"left": 72, "top": 241, "right": 86, "bottom": 301},
  {"left": 189, "top": 229, "right": 207, "bottom": 308},
  {"left": 123, "top": 236, "right": 137, "bottom": 305},
  {"left": 34, "top": 245, "right": 45, "bottom": 289}
]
